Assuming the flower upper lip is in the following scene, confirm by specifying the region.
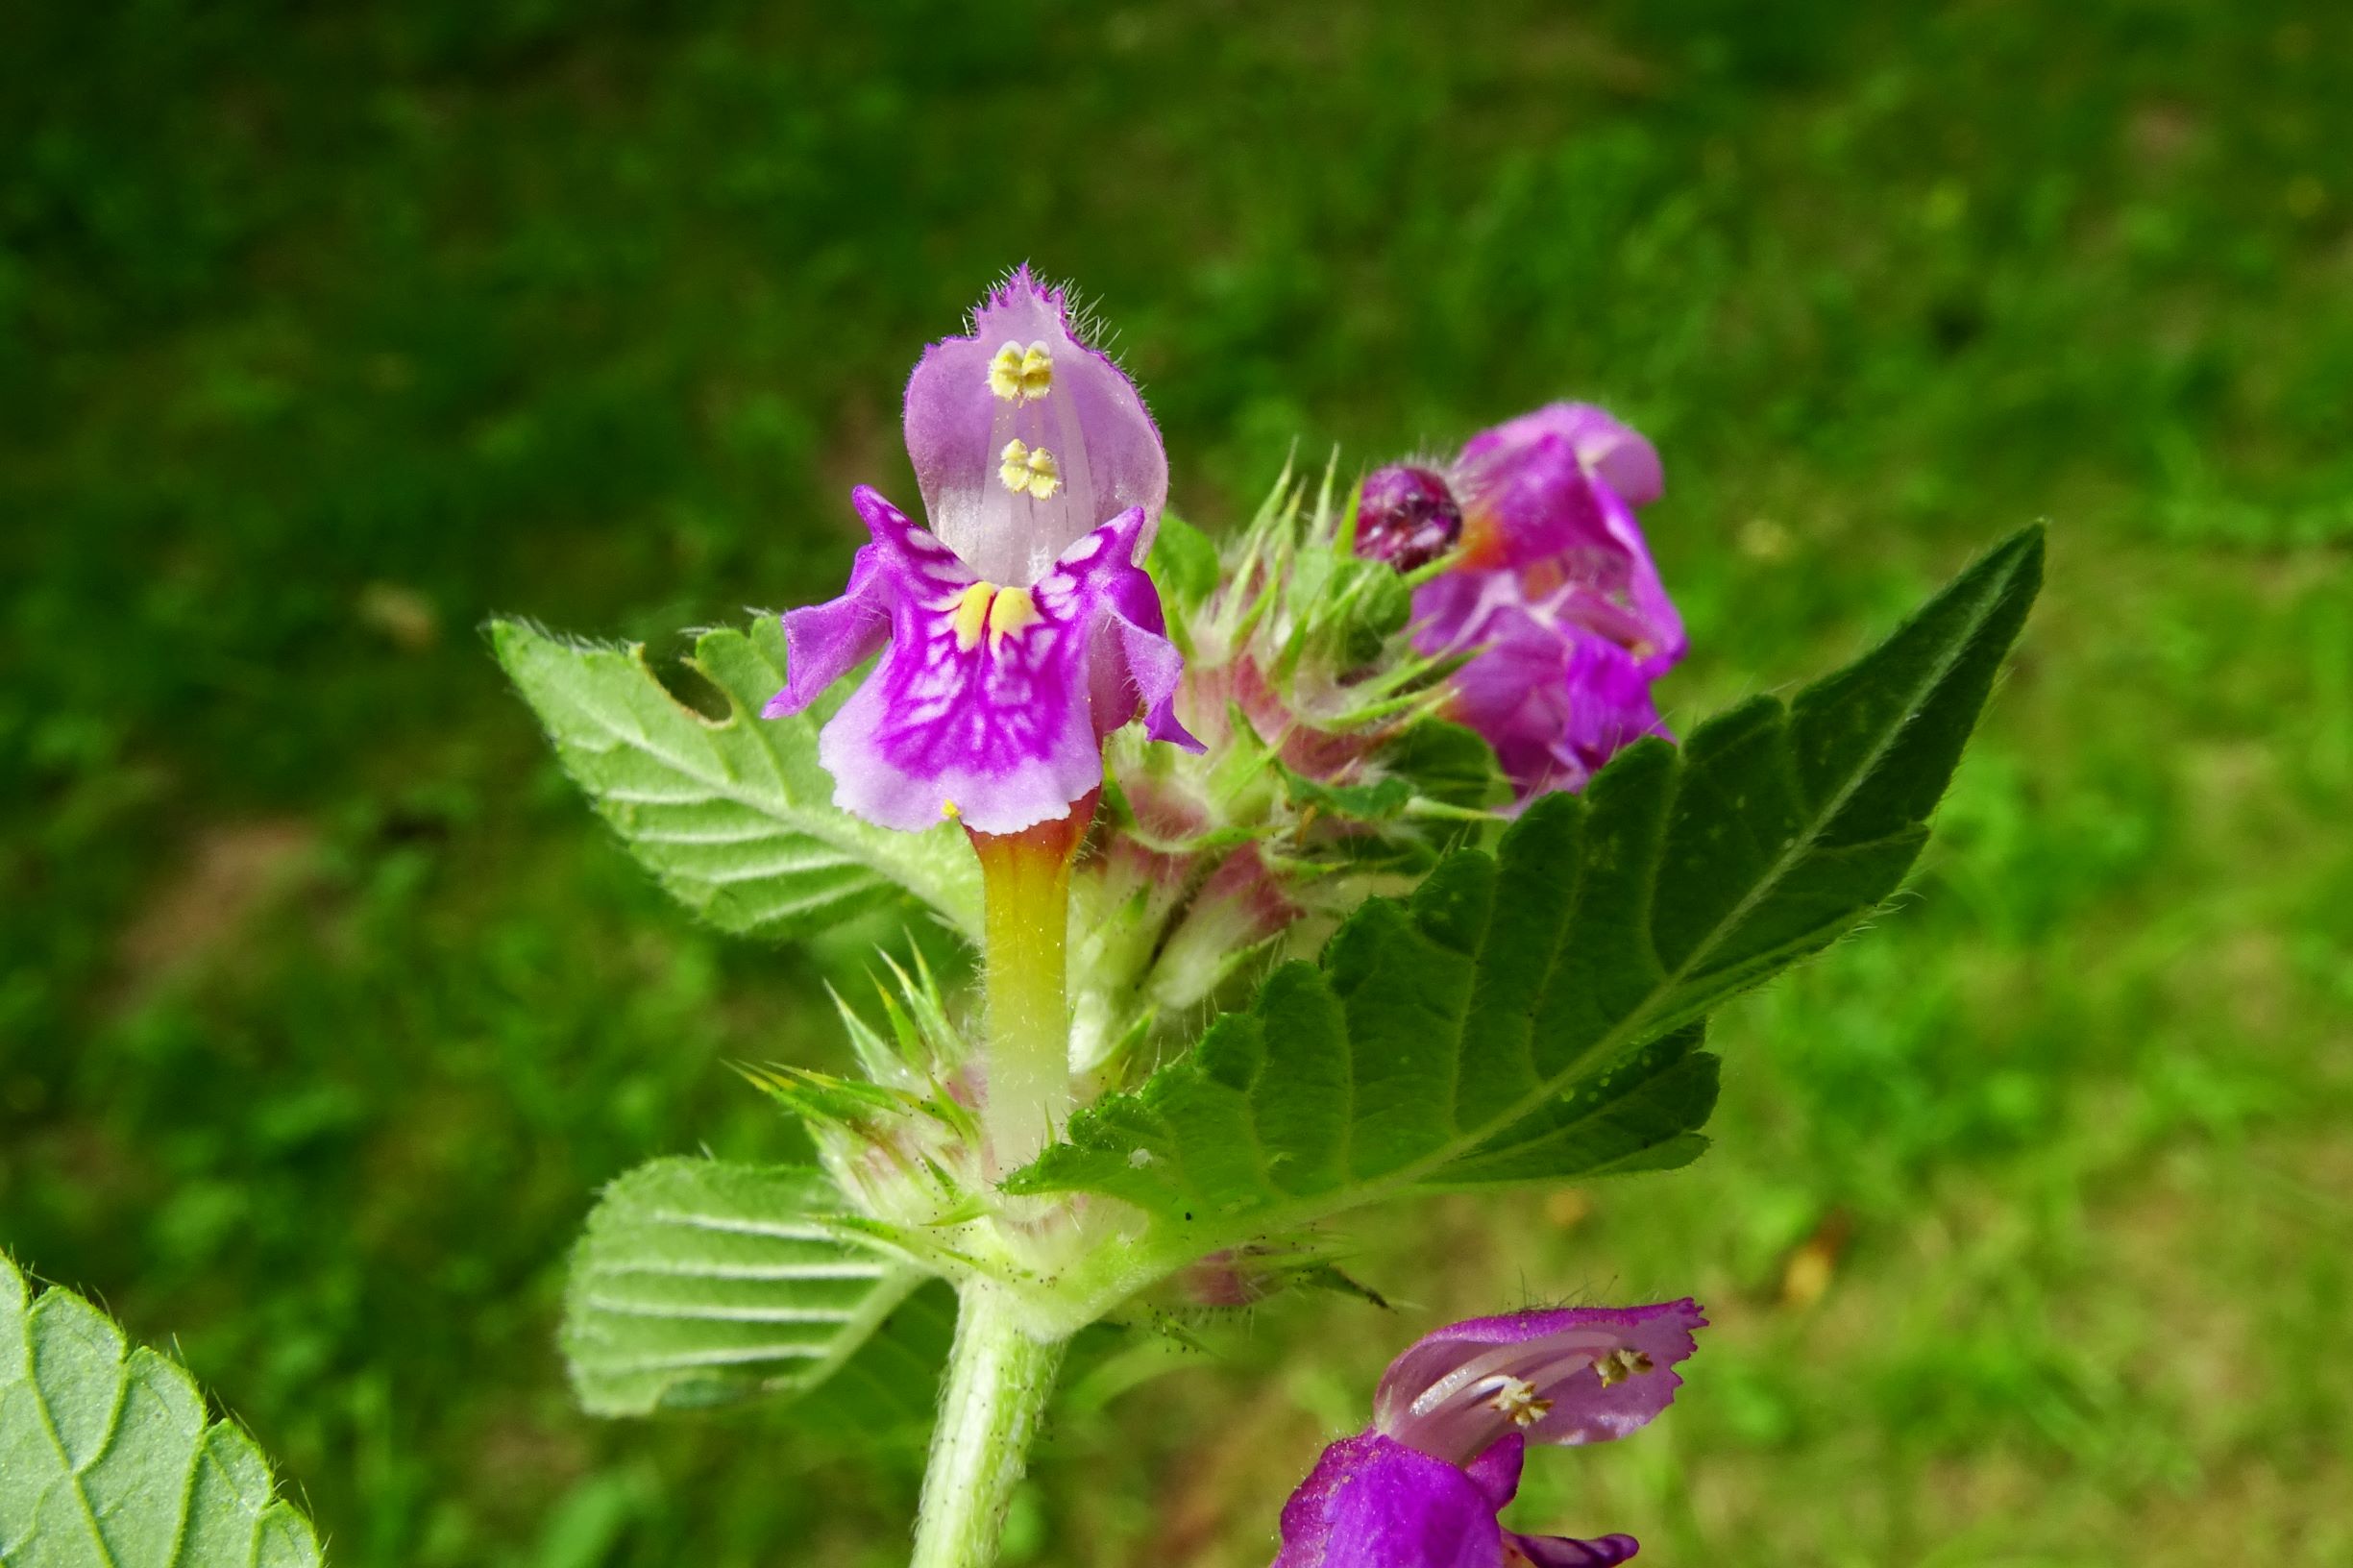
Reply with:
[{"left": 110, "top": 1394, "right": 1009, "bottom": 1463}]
[
  {"left": 1272, "top": 1300, "right": 1704, "bottom": 1568},
  {"left": 903, "top": 265, "right": 1169, "bottom": 587},
  {"left": 1374, "top": 1299, "right": 1706, "bottom": 1462}
]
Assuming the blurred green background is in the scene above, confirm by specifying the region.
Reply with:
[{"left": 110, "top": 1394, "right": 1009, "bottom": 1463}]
[{"left": 4, "top": 1, "right": 2348, "bottom": 1563}]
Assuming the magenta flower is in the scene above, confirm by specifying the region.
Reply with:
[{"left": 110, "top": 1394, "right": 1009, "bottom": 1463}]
[
  {"left": 1360, "top": 404, "right": 1684, "bottom": 799},
  {"left": 764, "top": 269, "right": 1203, "bottom": 834},
  {"left": 1273, "top": 1300, "right": 1704, "bottom": 1568}
]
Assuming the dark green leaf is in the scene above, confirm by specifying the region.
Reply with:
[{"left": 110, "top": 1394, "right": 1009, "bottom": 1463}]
[
  {"left": 1006, "top": 528, "right": 2043, "bottom": 1233},
  {"left": 1431, "top": 1023, "right": 1718, "bottom": 1187}
]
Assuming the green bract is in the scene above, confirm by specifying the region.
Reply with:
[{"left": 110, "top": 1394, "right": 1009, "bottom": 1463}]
[{"left": 1, "top": 1252, "right": 324, "bottom": 1568}]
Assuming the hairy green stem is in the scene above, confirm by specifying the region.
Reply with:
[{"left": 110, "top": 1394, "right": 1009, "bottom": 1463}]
[{"left": 908, "top": 1282, "right": 1068, "bottom": 1568}]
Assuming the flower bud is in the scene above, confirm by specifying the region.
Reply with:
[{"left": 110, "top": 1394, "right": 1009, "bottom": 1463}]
[{"left": 1354, "top": 464, "right": 1462, "bottom": 572}]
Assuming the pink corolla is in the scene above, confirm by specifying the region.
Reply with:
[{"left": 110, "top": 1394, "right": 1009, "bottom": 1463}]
[
  {"left": 1360, "top": 404, "right": 1684, "bottom": 800},
  {"left": 764, "top": 270, "right": 1201, "bottom": 834},
  {"left": 1273, "top": 1300, "right": 1704, "bottom": 1568}
]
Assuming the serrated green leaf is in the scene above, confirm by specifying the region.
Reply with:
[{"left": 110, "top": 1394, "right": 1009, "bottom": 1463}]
[
  {"left": 1, "top": 1251, "right": 325, "bottom": 1568},
  {"left": 1429, "top": 1023, "right": 1718, "bottom": 1187},
  {"left": 492, "top": 617, "right": 981, "bottom": 941},
  {"left": 1006, "top": 528, "right": 2042, "bottom": 1240},
  {"left": 561, "top": 1159, "right": 928, "bottom": 1416}
]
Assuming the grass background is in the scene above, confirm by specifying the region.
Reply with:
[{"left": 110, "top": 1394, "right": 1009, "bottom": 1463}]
[{"left": 4, "top": 1, "right": 2349, "bottom": 1562}]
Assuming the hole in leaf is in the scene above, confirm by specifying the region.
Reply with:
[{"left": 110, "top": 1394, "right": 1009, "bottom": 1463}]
[{"left": 652, "top": 657, "right": 731, "bottom": 722}]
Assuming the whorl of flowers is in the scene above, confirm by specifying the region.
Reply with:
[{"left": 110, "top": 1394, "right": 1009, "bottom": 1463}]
[
  {"left": 757, "top": 274, "right": 1687, "bottom": 1212},
  {"left": 1358, "top": 403, "right": 1684, "bottom": 800}
]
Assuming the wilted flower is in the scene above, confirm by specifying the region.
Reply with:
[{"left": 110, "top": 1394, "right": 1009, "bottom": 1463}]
[
  {"left": 1359, "top": 404, "right": 1683, "bottom": 799},
  {"left": 764, "top": 269, "right": 1202, "bottom": 834},
  {"left": 1273, "top": 1300, "right": 1704, "bottom": 1568}
]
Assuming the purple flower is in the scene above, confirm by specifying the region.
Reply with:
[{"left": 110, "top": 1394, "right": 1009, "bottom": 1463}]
[
  {"left": 764, "top": 270, "right": 1202, "bottom": 833},
  {"left": 1273, "top": 1300, "right": 1704, "bottom": 1568},
  {"left": 1358, "top": 404, "right": 1683, "bottom": 799}
]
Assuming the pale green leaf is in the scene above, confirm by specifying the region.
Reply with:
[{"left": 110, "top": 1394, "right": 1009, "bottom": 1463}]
[
  {"left": 1007, "top": 528, "right": 2043, "bottom": 1248},
  {"left": 0, "top": 1251, "right": 324, "bottom": 1568},
  {"left": 561, "top": 1159, "right": 930, "bottom": 1417},
  {"left": 492, "top": 617, "right": 982, "bottom": 940}
]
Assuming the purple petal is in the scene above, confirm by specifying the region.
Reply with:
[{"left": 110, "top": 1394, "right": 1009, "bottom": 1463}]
[
  {"left": 1412, "top": 578, "right": 1671, "bottom": 801},
  {"left": 1084, "top": 507, "right": 1204, "bottom": 753},
  {"left": 1374, "top": 1301, "right": 1705, "bottom": 1463},
  {"left": 1454, "top": 427, "right": 1606, "bottom": 572},
  {"left": 1504, "top": 1531, "right": 1642, "bottom": 1567},
  {"left": 1459, "top": 403, "right": 1661, "bottom": 510},
  {"left": 763, "top": 487, "right": 933, "bottom": 719},
  {"left": 1452, "top": 436, "right": 1674, "bottom": 665},
  {"left": 1444, "top": 403, "right": 1681, "bottom": 674},
  {"left": 1272, "top": 1433, "right": 1507, "bottom": 1568},
  {"left": 810, "top": 494, "right": 1196, "bottom": 834},
  {"left": 1460, "top": 1431, "right": 1526, "bottom": 1511},
  {"left": 1582, "top": 481, "right": 1684, "bottom": 673},
  {"left": 903, "top": 265, "right": 1167, "bottom": 586}
]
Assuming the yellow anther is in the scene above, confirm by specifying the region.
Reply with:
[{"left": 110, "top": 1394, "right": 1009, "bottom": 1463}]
[
  {"left": 1024, "top": 448, "right": 1060, "bottom": 497},
  {"left": 1018, "top": 342, "right": 1053, "bottom": 394},
  {"left": 997, "top": 439, "right": 1062, "bottom": 500},
  {"left": 950, "top": 582, "right": 995, "bottom": 651},
  {"left": 988, "top": 344, "right": 1026, "bottom": 402},
  {"left": 1594, "top": 1348, "right": 1655, "bottom": 1388},
  {"left": 941, "top": 800, "right": 962, "bottom": 821},
  {"left": 1485, "top": 1376, "right": 1554, "bottom": 1429},
  {"left": 986, "top": 585, "right": 1041, "bottom": 649},
  {"left": 988, "top": 339, "right": 1054, "bottom": 402}
]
